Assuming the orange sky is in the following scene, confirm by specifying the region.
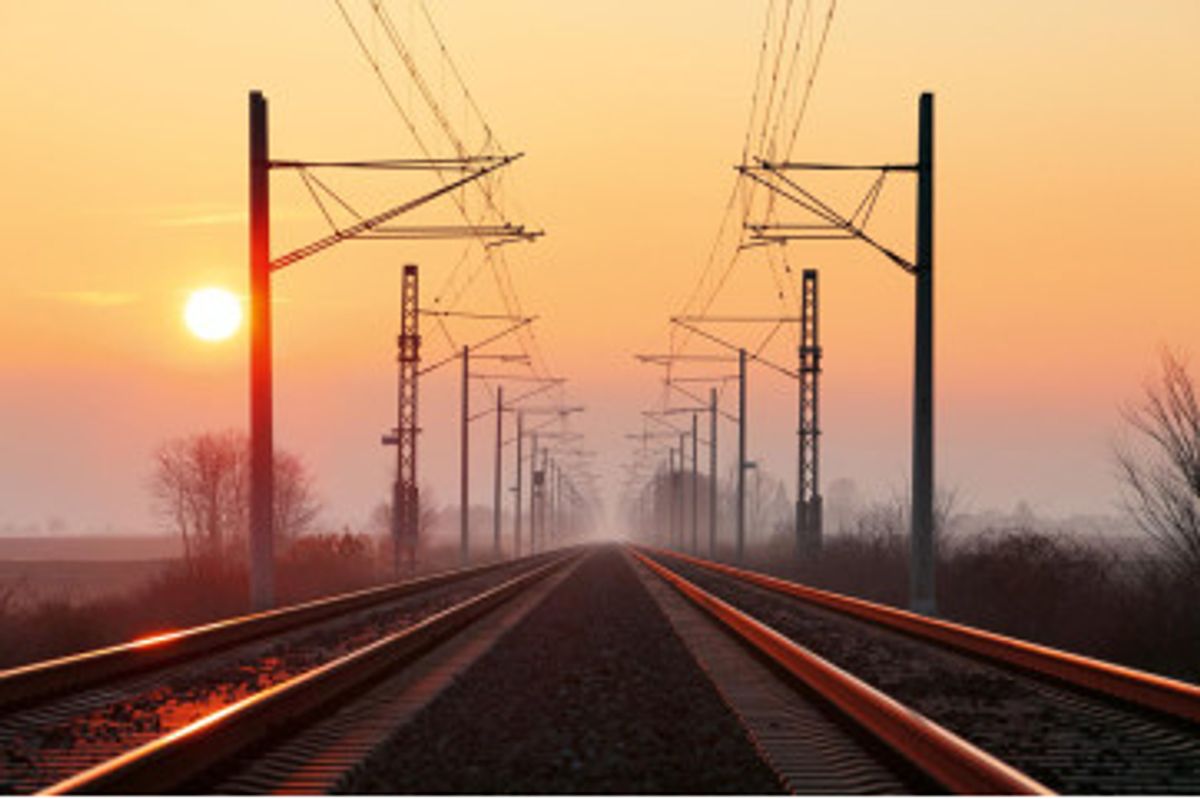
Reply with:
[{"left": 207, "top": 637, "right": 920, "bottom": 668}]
[{"left": 1, "top": 2, "right": 1198, "bottom": 534}]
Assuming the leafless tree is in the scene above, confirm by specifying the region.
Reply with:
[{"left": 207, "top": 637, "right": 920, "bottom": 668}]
[
  {"left": 369, "top": 483, "right": 440, "bottom": 562},
  {"left": 1116, "top": 350, "right": 1200, "bottom": 577},
  {"left": 151, "top": 431, "right": 242, "bottom": 561},
  {"left": 272, "top": 449, "right": 320, "bottom": 545},
  {"left": 835, "top": 484, "right": 963, "bottom": 557},
  {"left": 150, "top": 431, "right": 320, "bottom": 562}
]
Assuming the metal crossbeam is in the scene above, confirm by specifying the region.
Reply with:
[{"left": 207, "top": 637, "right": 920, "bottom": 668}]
[
  {"left": 757, "top": 160, "right": 917, "bottom": 172},
  {"left": 636, "top": 353, "right": 739, "bottom": 363},
  {"left": 271, "top": 154, "right": 520, "bottom": 272},
  {"left": 361, "top": 224, "right": 542, "bottom": 242},
  {"left": 270, "top": 155, "right": 510, "bottom": 170},
  {"left": 736, "top": 157, "right": 915, "bottom": 273},
  {"left": 670, "top": 319, "right": 797, "bottom": 379},
  {"left": 668, "top": 382, "right": 739, "bottom": 425},
  {"left": 417, "top": 317, "right": 535, "bottom": 377}
]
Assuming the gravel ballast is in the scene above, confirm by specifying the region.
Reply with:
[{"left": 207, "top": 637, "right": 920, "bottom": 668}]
[
  {"left": 344, "top": 546, "right": 784, "bottom": 794},
  {"left": 0, "top": 561, "right": 539, "bottom": 794},
  {"left": 658, "top": 555, "right": 1200, "bottom": 795}
]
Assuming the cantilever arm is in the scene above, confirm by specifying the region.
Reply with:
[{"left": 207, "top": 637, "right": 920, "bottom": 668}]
[
  {"left": 271, "top": 154, "right": 520, "bottom": 271},
  {"left": 666, "top": 381, "right": 739, "bottom": 424},
  {"left": 418, "top": 317, "right": 535, "bottom": 377},
  {"left": 670, "top": 319, "right": 797, "bottom": 380}
]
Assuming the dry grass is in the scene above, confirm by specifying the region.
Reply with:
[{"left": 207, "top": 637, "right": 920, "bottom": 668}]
[
  {"left": 0, "top": 533, "right": 393, "bottom": 670},
  {"left": 748, "top": 524, "right": 1200, "bottom": 684},
  {"left": 0, "top": 560, "right": 170, "bottom": 607},
  {"left": 0, "top": 531, "right": 527, "bottom": 671}
]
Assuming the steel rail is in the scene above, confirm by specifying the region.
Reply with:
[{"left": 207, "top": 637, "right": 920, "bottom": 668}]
[
  {"left": 649, "top": 547, "right": 1200, "bottom": 725},
  {"left": 0, "top": 552, "right": 554, "bottom": 712},
  {"left": 630, "top": 549, "right": 1050, "bottom": 795},
  {"left": 42, "top": 552, "right": 577, "bottom": 795}
]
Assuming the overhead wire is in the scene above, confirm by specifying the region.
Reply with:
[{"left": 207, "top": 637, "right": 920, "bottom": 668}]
[
  {"left": 679, "top": 0, "right": 807, "bottom": 341},
  {"left": 676, "top": 0, "right": 838, "bottom": 338},
  {"left": 766, "top": 0, "right": 814, "bottom": 157},
  {"left": 341, "top": 1, "right": 585, "bottom": 488},
  {"left": 298, "top": 169, "right": 340, "bottom": 234},
  {"left": 372, "top": 1, "right": 534, "bottom": 320},
  {"left": 762, "top": 0, "right": 814, "bottom": 220},
  {"left": 640, "top": 0, "right": 839, "bottom": 485},
  {"left": 327, "top": 4, "right": 561, "bottom": 438},
  {"left": 780, "top": 0, "right": 838, "bottom": 160},
  {"left": 673, "top": 0, "right": 779, "bottom": 356},
  {"left": 335, "top": 0, "right": 552, "bottom": 383},
  {"left": 394, "top": 3, "right": 557, "bottom": 382},
  {"left": 754, "top": 0, "right": 796, "bottom": 165}
]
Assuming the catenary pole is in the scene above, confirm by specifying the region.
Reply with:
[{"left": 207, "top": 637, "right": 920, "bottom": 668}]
[
  {"left": 514, "top": 411, "right": 523, "bottom": 557},
  {"left": 679, "top": 431, "right": 688, "bottom": 552},
  {"left": 248, "top": 91, "right": 274, "bottom": 610},
  {"left": 737, "top": 348, "right": 747, "bottom": 563},
  {"left": 911, "top": 92, "right": 937, "bottom": 615},
  {"left": 691, "top": 412, "right": 699, "bottom": 554},
  {"left": 460, "top": 345, "right": 469, "bottom": 566},
  {"left": 529, "top": 432, "right": 538, "bottom": 553},
  {"left": 709, "top": 387, "right": 718, "bottom": 558},
  {"left": 493, "top": 386, "right": 503, "bottom": 558},
  {"left": 669, "top": 448, "right": 677, "bottom": 549}
]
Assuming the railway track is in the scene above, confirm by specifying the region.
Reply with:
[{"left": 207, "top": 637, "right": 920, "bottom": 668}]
[
  {"left": 635, "top": 545, "right": 1200, "bottom": 795},
  {"left": 340, "top": 544, "right": 787, "bottom": 794},
  {"left": 3, "top": 541, "right": 1195, "bottom": 794},
  {"left": 0, "top": 550, "right": 576, "bottom": 794}
]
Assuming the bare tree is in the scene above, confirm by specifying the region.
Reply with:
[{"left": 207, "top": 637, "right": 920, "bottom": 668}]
[
  {"left": 744, "top": 466, "right": 791, "bottom": 544},
  {"left": 151, "top": 431, "right": 243, "bottom": 561},
  {"left": 1116, "top": 350, "right": 1200, "bottom": 577},
  {"left": 369, "top": 483, "right": 440, "bottom": 565},
  {"left": 150, "top": 430, "right": 320, "bottom": 562},
  {"left": 272, "top": 449, "right": 320, "bottom": 546},
  {"left": 837, "top": 484, "right": 963, "bottom": 552}
]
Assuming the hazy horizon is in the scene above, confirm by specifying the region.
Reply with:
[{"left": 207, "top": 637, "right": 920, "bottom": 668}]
[{"left": 2, "top": 2, "right": 1197, "bottom": 538}]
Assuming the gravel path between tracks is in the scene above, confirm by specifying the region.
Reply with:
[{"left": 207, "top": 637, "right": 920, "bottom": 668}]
[
  {"left": 659, "top": 555, "right": 1200, "bottom": 795},
  {"left": 343, "top": 546, "right": 784, "bottom": 794},
  {"left": 0, "top": 561, "right": 537, "bottom": 794}
]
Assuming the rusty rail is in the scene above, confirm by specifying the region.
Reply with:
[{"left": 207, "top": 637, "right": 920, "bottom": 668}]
[
  {"left": 644, "top": 546, "right": 1200, "bottom": 725},
  {"left": 632, "top": 549, "right": 1051, "bottom": 795},
  {"left": 42, "top": 552, "right": 577, "bottom": 795},
  {"left": 0, "top": 551, "right": 558, "bottom": 712}
]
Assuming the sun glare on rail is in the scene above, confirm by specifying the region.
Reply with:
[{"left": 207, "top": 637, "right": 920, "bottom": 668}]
[{"left": 131, "top": 629, "right": 184, "bottom": 648}]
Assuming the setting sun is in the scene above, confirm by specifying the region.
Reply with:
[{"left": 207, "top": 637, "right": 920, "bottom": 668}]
[{"left": 184, "top": 288, "right": 242, "bottom": 341}]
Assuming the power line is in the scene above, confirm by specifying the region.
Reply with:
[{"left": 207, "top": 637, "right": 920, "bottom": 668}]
[{"left": 334, "top": 0, "right": 544, "bottom": 376}]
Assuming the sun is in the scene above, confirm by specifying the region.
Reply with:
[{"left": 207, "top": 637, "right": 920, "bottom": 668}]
[{"left": 184, "top": 287, "right": 242, "bottom": 341}]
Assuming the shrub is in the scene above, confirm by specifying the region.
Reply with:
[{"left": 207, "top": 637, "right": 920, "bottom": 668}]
[
  {"left": 749, "top": 525, "right": 1199, "bottom": 683},
  {"left": 277, "top": 532, "right": 378, "bottom": 603},
  {"left": 0, "top": 532, "right": 386, "bottom": 670},
  {"left": 939, "top": 528, "right": 1121, "bottom": 656}
]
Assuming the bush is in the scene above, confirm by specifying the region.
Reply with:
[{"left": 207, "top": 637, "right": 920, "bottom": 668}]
[
  {"left": 939, "top": 528, "right": 1121, "bottom": 656},
  {"left": 751, "top": 525, "right": 1199, "bottom": 683},
  {"left": 754, "top": 503, "right": 909, "bottom": 607},
  {"left": 0, "top": 532, "right": 384, "bottom": 671},
  {"left": 277, "top": 532, "right": 378, "bottom": 603}
]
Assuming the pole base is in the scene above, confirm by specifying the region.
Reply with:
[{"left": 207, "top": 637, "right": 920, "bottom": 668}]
[{"left": 909, "top": 597, "right": 937, "bottom": 617}]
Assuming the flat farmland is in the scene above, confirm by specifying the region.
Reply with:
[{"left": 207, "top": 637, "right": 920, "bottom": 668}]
[{"left": 0, "top": 537, "right": 179, "bottom": 606}]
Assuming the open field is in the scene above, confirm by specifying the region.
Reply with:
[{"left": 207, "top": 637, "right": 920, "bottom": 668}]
[
  {"left": 0, "top": 536, "right": 179, "bottom": 606},
  {"left": 0, "top": 536, "right": 180, "bottom": 561},
  {"left": 0, "top": 559, "right": 172, "bottom": 607}
]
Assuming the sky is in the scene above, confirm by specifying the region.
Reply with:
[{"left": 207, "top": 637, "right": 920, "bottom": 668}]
[{"left": 1, "top": 2, "right": 1198, "bottom": 536}]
